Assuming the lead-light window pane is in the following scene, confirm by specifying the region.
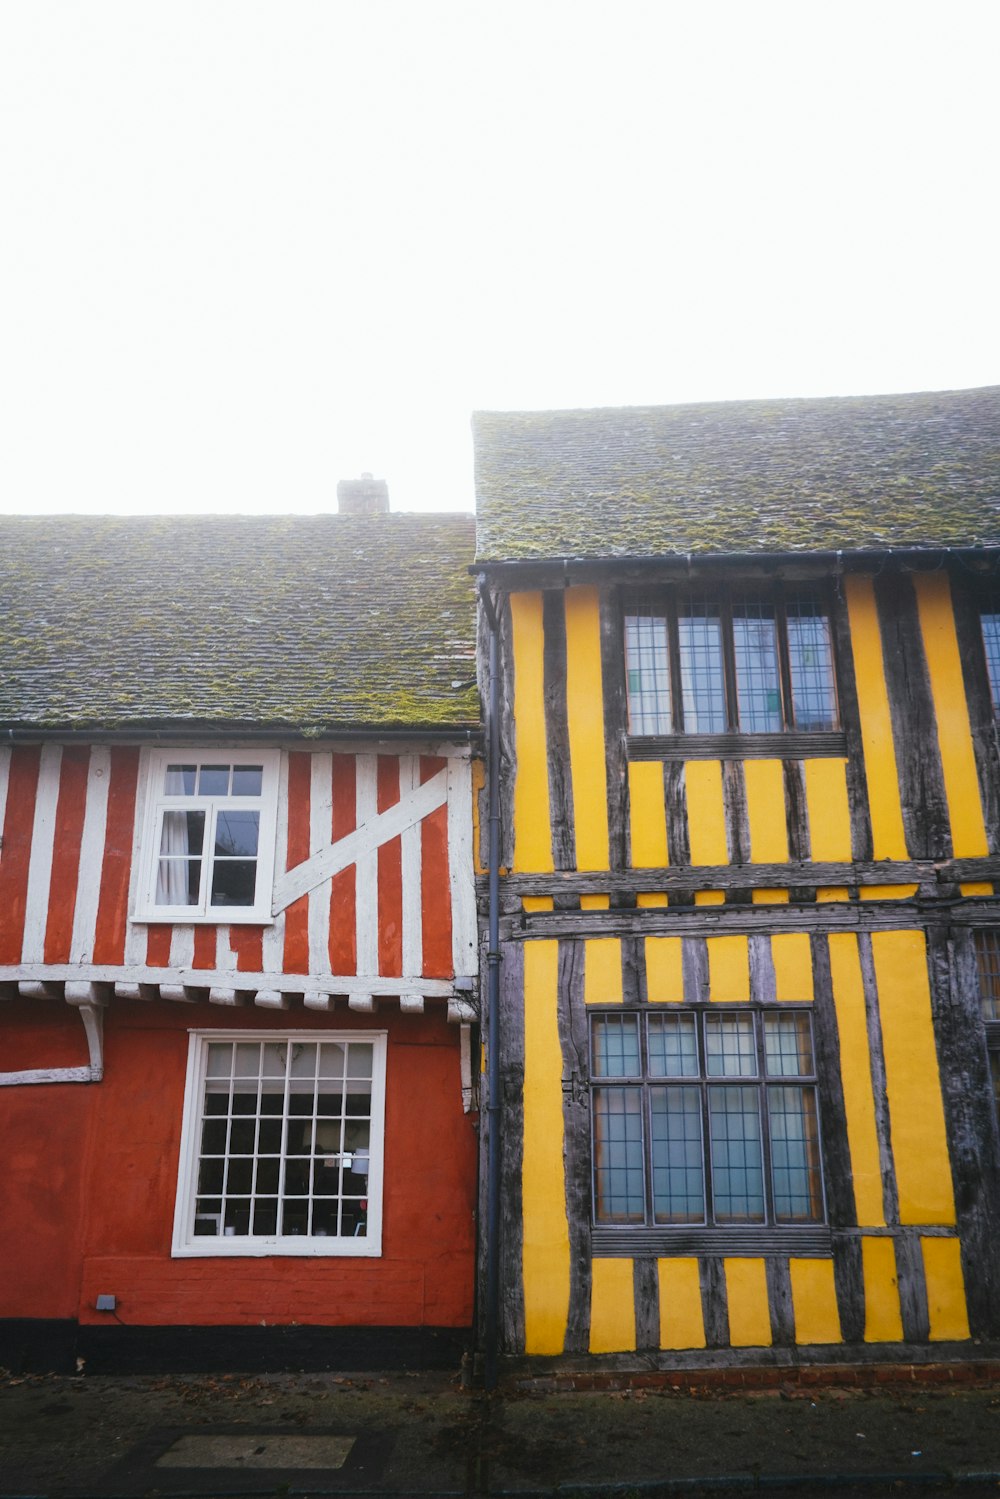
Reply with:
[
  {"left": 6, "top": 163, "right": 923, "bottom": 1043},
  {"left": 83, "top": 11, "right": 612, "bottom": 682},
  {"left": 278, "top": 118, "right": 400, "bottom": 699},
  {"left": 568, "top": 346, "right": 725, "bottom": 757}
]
[
  {"left": 767, "top": 1084, "right": 822, "bottom": 1221},
  {"left": 732, "top": 599, "right": 782, "bottom": 732},
  {"left": 625, "top": 613, "right": 672, "bottom": 734},
  {"left": 593, "top": 1086, "right": 645, "bottom": 1222},
  {"left": 650, "top": 1085, "right": 705, "bottom": 1222},
  {"left": 786, "top": 598, "right": 837, "bottom": 729},
  {"left": 708, "top": 1085, "right": 765, "bottom": 1222},
  {"left": 678, "top": 600, "right": 727, "bottom": 732}
]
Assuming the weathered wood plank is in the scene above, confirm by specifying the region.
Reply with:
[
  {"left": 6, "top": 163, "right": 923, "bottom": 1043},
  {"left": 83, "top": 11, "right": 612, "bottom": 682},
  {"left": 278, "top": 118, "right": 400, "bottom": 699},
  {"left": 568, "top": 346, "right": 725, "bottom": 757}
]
[
  {"left": 633, "top": 1258, "right": 660, "bottom": 1352},
  {"left": 484, "top": 856, "right": 989, "bottom": 897},
  {"left": 831, "top": 1231, "right": 866, "bottom": 1345},
  {"left": 600, "top": 587, "right": 631, "bottom": 872},
  {"left": 925, "top": 924, "right": 1000, "bottom": 1337},
  {"left": 831, "top": 576, "right": 874, "bottom": 862},
  {"left": 766, "top": 1257, "right": 795, "bottom": 1347},
  {"left": 875, "top": 572, "right": 953, "bottom": 861},
  {"left": 556, "top": 939, "right": 593, "bottom": 1355},
  {"left": 894, "top": 1230, "right": 930, "bottom": 1343},
  {"left": 501, "top": 901, "right": 1000, "bottom": 942},
  {"left": 699, "top": 1258, "right": 730, "bottom": 1349},
  {"left": 542, "top": 590, "right": 577, "bottom": 871},
  {"left": 857, "top": 933, "right": 900, "bottom": 1228},
  {"left": 629, "top": 731, "right": 848, "bottom": 760},
  {"left": 498, "top": 937, "right": 526, "bottom": 1355},
  {"left": 810, "top": 934, "right": 858, "bottom": 1229}
]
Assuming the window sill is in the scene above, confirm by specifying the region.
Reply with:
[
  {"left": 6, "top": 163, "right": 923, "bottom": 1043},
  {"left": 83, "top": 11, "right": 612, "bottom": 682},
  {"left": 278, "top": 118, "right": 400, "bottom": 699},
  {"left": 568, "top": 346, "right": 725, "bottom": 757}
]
[
  {"left": 132, "top": 910, "right": 275, "bottom": 926},
  {"left": 172, "top": 1238, "right": 382, "bottom": 1259},
  {"left": 591, "top": 1224, "right": 831, "bottom": 1257},
  {"left": 627, "top": 731, "right": 847, "bottom": 761}
]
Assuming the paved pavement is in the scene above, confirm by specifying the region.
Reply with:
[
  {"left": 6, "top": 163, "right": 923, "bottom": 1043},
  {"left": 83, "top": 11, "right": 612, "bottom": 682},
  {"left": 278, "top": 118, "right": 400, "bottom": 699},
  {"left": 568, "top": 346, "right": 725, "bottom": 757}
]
[{"left": 2, "top": 1366, "right": 1000, "bottom": 1498}]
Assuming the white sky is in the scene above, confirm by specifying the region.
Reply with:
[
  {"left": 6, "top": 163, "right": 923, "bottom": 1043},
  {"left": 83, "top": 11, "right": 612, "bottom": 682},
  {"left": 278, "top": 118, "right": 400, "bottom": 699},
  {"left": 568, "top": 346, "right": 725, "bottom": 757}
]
[{"left": 1, "top": 1, "right": 997, "bottom": 516}]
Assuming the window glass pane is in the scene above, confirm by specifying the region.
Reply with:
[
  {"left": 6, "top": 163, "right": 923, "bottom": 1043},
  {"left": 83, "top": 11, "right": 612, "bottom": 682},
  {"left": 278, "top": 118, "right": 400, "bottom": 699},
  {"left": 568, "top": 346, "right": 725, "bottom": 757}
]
[
  {"left": 198, "top": 764, "right": 231, "bottom": 795},
  {"left": 704, "top": 1014, "right": 757, "bottom": 1077},
  {"left": 192, "top": 1035, "right": 378, "bottom": 1243},
  {"left": 232, "top": 764, "right": 264, "bottom": 796},
  {"left": 764, "top": 1013, "right": 814, "bottom": 1077},
  {"left": 592, "top": 1086, "right": 645, "bottom": 1222},
  {"left": 975, "top": 931, "right": 1000, "bottom": 1021},
  {"left": 982, "top": 614, "right": 1000, "bottom": 715},
  {"left": 647, "top": 1013, "right": 699, "bottom": 1077},
  {"left": 214, "top": 810, "right": 260, "bottom": 857},
  {"left": 732, "top": 598, "right": 782, "bottom": 731},
  {"left": 210, "top": 859, "right": 257, "bottom": 907},
  {"left": 160, "top": 809, "right": 205, "bottom": 856},
  {"left": 156, "top": 858, "right": 201, "bottom": 906},
  {"left": 345, "top": 1043, "right": 374, "bottom": 1081},
  {"left": 991, "top": 1051, "right": 1000, "bottom": 1128},
  {"left": 678, "top": 600, "right": 727, "bottom": 731},
  {"left": 768, "top": 1084, "right": 822, "bottom": 1221},
  {"left": 624, "top": 613, "right": 672, "bottom": 734},
  {"left": 591, "top": 1015, "right": 640, "bottom": 1077},
  {"left": 708, "top": 1085, "right": 765, "bottom": 1221},
  {"left": 650, "top": 1085, "right": 704, "bottom": 1222},
  {"left": 165, "top": 763, "right": 197, "bottom": 794},
  {"left": 786, "top": 597, "right": 837, "bottom": 729}
]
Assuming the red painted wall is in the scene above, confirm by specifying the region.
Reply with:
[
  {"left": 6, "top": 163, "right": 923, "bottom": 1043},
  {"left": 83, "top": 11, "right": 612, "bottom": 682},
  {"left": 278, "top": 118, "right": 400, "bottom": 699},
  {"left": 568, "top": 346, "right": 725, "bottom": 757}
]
[{"left": 0, "top": 998, "right": 476, "bottom": 1329}]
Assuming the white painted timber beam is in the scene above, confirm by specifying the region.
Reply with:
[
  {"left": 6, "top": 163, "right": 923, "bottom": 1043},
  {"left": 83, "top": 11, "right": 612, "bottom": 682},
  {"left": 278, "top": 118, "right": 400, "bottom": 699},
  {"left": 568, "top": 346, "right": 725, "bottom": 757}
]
[{"left": 0, "top": 983, "right": 108, "bottom": 1086}]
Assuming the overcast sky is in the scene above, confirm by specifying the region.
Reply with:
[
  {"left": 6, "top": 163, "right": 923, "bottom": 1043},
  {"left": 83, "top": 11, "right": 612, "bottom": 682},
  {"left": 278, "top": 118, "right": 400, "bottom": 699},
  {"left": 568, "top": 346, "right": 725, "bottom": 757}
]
[{"left": 1, "top": 2, "right": 997, "bottom": 516}]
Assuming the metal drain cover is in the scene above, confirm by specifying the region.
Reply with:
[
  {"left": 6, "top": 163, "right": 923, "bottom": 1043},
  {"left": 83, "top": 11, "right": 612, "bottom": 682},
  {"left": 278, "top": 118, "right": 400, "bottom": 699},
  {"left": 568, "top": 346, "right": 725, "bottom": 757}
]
[{"left": 157, "top": 1433, "right": 356, "bottom": 1469}]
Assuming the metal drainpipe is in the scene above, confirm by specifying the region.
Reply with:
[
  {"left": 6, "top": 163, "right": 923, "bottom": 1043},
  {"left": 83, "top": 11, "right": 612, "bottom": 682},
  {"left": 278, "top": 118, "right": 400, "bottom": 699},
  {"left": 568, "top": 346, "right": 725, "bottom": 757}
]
[{"left": 479, "top": 581, "right": 503, "bottom": 1391}]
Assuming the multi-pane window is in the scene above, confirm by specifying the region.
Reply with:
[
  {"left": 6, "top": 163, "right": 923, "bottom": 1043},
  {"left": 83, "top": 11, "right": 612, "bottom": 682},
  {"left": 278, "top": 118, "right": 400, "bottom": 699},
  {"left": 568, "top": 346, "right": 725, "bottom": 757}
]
[
  {"left": 974, "top": 931, "right": 1000, "bottom": 1124},
  {"left": 624, "top": 588, "right": 838, "bottom": 737},
  {"left": 980, "top": 611, "right": 1000, "bottom": 717},
  {"left": 590, "top": 1010, "right": 824, "bottom": 1228},
  {"left": 173, "top": 1032, "right": 386, "bottom": 1257},
  {"left": 137, "top": 750, "right": 279, "bottom": 921}
]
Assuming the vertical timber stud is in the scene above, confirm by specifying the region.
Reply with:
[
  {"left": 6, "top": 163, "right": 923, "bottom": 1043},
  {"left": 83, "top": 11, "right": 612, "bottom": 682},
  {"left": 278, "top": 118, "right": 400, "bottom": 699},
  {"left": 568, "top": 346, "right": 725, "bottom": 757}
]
[
  {"left": 542, "top": 590, "right": 576, "bottom": 871},
  {"left": 499, "top": 937, "right": 527, "bottom": 1354},
  {"left": 479, "top": 581, "right": 504, "bottom": 1389},
  {"left": 556, "top": 939, "right": 593, "bottom": 1353}
]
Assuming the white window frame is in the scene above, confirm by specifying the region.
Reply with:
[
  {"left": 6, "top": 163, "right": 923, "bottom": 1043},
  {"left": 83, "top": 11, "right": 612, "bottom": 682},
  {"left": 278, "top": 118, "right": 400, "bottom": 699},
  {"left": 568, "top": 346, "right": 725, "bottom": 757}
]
[
  {"left": 172, "top": 1029, "right": 387, "bottom": 1259},
  {"left": 135, "top": 749, "right": 279, "bottom": 924}
]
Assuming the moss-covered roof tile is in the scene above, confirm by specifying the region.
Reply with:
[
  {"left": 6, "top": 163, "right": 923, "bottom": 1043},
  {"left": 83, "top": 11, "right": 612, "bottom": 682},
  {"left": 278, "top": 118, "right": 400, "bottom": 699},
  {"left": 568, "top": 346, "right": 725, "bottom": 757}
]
[
  {"left": 0, "top": 513, "right": 479, "bottom": 732},
  {"left": 473, "top": 387, "right": 1000, "bottom": 561}
]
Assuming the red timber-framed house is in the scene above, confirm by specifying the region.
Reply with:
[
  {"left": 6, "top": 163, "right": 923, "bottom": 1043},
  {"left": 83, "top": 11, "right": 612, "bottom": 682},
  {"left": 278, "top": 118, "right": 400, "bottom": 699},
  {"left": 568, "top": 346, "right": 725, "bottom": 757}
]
[
  {"left": 0, "top": 482, "right": 481, "bottom": 1373},
  {"left": 473, "top": 388, "right": 1000, "bottom": 1379}
]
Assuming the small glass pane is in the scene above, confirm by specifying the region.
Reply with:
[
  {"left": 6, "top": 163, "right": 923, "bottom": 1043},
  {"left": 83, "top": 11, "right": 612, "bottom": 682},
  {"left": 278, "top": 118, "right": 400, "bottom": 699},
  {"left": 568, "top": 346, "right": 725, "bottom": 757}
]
[
  {"left": 787, "top": 597, "right": 837, "bottom": 729},
  {"left": 592, "top": 1086, "right": 645, "bottom": 1223},
  {"left": 160, "top": 810, "right": 204, "bottom": 855},
  {"left": 768, "top": 1084, "right": 822, "bottom": 1221},
  {"left": 764, "top": 1013, "right": 814, "bottom": 1077},
  {"left": 261, "top": 1043, "right": 286, "bottom": 1079},
  {"left": 155, "top": 858, "right": 200, "bottom": 906},
  {"left": 982, "top": 613, "right": 1000, "bottom": 716},
  {"left": 206, "top": 1043, "right": 233, "bottom": 1079},
  {"left": 214, "top": 810, "right": 259, "bottom": 857},
  {"left": 975, "top": 931, "right": 1000, "bottom": 1021},
  {"left": 197, "top": 1159, "right": 225, "bottom": 1195},
  {"left": 210, "top": 859, "right": 257, "bottom": 907},
  {"left": 591, "top": 1015, "right": 640, "bottom": 1077},
  {"left": 624, "top": 613, "right": 672, "bottom": 735},
  {"left": 251, "top": 1200, "right": 278, "bottom": 1236},
  {"left": 345, "top": 1086, "right": 372, "bottom": 1117},
  {"left": 650, "top": 1085, "right": 705, "bottom": 1223},
  {"left": 234, "top": 1043, "right": 261, "bottom": 1079},
  {"left": 991, "top": 1051, "right": 1000, "bottom": 1127},
  {"left": 704, "top": 1014, "right": 757, "bottom": 1077},
  {"left": 318, "top": 1044, "right": 347, "bottom": 1081},
  {"left": 165, "top": 763, "right": 197, "bottom": 794},
  {"left": 345, "top": 1044, "right": 373, "bottom": 1081},
  {"left": 732, "top": 598, "right": 782, "bottom": 732},
  {"left": 198, "top": 764, "right": 231, "bottom": 795},
  {"left": 647, "top": 1013, "right": 699, "bottom": 1077},
  {"left": 708, "top": 1085, "right": 765, "bottom": 1222},
  {"left": 232, "top": 764, "right": 264, "bottom": 796},
  {"left": 199, "top": 1119, "right": 227, "bottom": 1156},
  {"left": 678, "top": 599, "right": 727, "bottom": 732}
]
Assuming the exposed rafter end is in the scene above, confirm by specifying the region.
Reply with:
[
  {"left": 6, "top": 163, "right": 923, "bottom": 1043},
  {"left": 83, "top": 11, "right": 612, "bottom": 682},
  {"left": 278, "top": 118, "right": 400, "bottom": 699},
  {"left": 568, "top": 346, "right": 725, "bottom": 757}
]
[{"left": 348, "top": 993, "right": 377, "bottom": 1014}]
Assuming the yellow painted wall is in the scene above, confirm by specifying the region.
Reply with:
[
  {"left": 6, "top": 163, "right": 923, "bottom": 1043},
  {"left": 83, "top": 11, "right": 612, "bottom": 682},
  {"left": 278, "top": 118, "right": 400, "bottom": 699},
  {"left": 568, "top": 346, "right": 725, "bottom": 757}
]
[
  {"left": 565, "top": 587, "right": 610, "bottom": 872},
  {"left": 872, "top": 931, "right": 956, "bottom": 1226},
  {"left": 803, "top": 759, "right": 852, "bottom": 862},
  {"left": 522, "top": 940, "right": 569, "bottom": 1353},
  {"left": 724, "top": 1259, "right": 772, "bottom": 1347},
  {"left": 789, "top": 1258, "right": 842, "bottom": 1344},
  {"left": 590, "top": 1258, "right": 636, "bottom": 1353},
  {"left": 744, "top": 760, "right": 789, "bottom": 862},
  {"left": 510, "top": 592, "right": 553, "bottom": 873},
  {"left": 921, "top": 1237, "right": 971, "bottom": 1341},
  {"left": 771, "top": 933, "right": 814, "bottom": 1001},
  {"left": 686, "top": 760, "right": 728, "bottom": 865},
  {"left": 707, "top": 935, "right": 750, "bottom": 1002},
  {"left": 584, "top": 937, "right": 623, "bottom": 1004},
  {"left": 914, "top": 572, "right": 989, "bottom": 859},
  {"left": 844, "top": 575, "right": 908, "bottom": 860},
  {"left": 658, "top": 1258, "right": 706, "bottom": 1349},
  {"left": 646, "top": 937, "right": 684, "bottom": 1002},
  {"left": 629, "top": 761, "right": 668, "bottom": 868},
  {"left": 828, "top": 935, "right": 885, "bottom": 1226},
  {"left": 862, "top": 1236, "right": 904, "bottom": 1342}
]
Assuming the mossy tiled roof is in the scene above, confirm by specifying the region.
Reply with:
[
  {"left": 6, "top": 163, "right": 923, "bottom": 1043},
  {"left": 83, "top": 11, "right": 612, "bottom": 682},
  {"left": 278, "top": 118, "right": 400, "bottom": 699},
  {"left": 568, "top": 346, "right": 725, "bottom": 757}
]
[
  {"left": 0, "top": 513, "right": 478, "bottom": 732},
  {"left": 474, "top": 387, "right": 1000, "bottom": 561}
]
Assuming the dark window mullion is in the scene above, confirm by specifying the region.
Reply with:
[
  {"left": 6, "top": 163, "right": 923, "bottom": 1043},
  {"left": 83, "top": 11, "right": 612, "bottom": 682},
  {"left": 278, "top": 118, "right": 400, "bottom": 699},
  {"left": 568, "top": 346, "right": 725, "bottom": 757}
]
[
  {"left": 773, "top": 583, "right": 796, "bottom": 730},
  {"left": 666, "top": 595, "right": 685, "bottom": 732},
  {"left": 719, "top": 591, "right": 740, "bottom": 731},
  {"left": 755, "top": 1015, "right": 778, "bottom": 1225}
]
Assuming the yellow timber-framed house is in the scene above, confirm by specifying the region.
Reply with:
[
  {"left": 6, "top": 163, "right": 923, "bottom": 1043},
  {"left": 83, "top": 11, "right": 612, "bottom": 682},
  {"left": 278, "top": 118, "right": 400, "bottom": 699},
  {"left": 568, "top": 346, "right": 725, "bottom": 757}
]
[{"left": 473, "top": 386, "right": 1000, "bottom": 1376}]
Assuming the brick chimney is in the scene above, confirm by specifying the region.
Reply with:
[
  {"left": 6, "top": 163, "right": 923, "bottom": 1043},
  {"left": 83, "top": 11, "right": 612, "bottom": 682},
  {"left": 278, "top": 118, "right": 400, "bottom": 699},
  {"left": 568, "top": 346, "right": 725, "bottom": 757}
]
[{"left": 336, "top": 473, "right": 389, "bottom": 515}]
